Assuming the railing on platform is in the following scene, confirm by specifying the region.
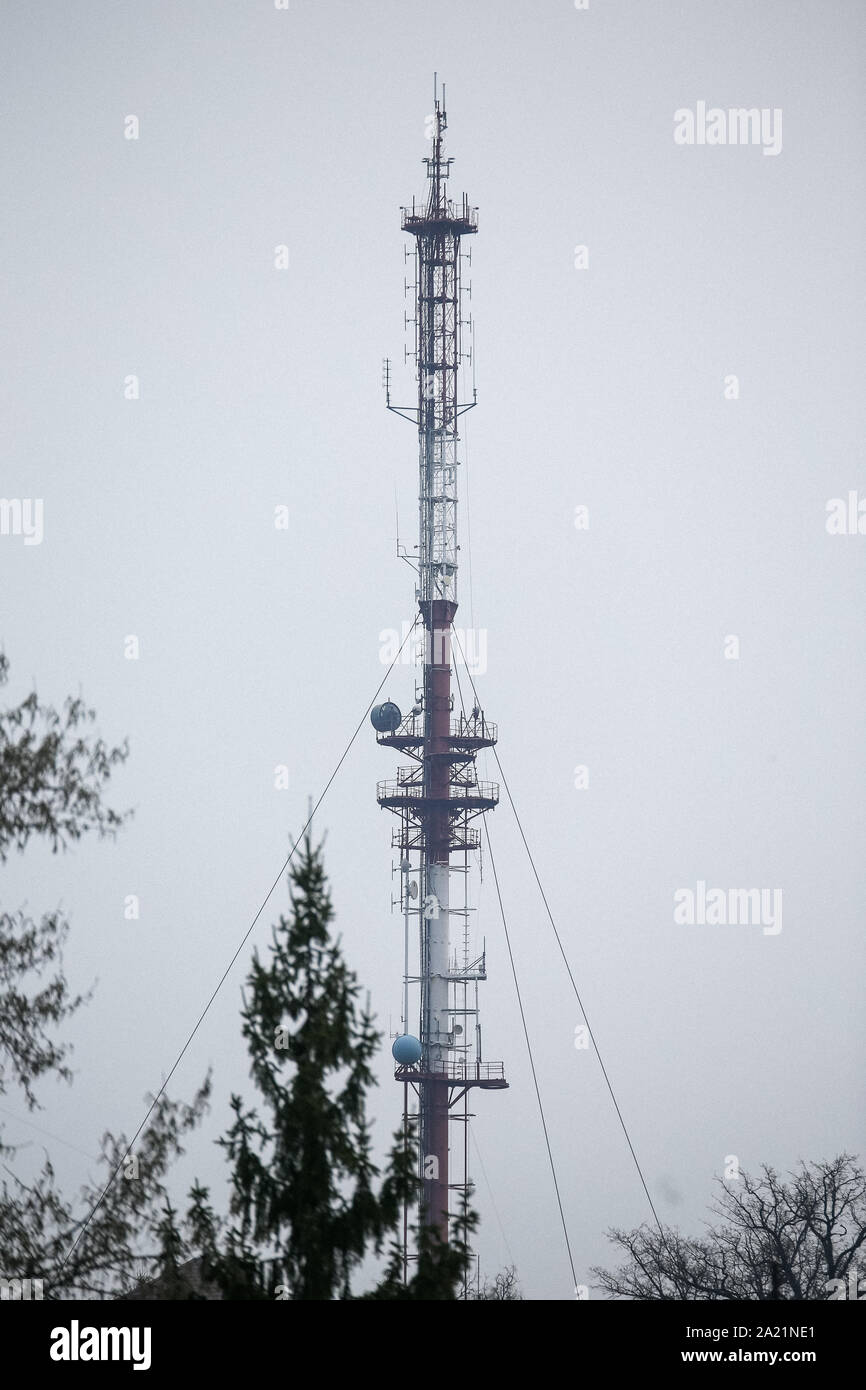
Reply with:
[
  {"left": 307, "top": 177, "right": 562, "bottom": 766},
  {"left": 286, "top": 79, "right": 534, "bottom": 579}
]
[
  {"left": 396, "top": 1059, "right": 505, "bottom": 1083},
  {"left": 377, "top": 779, "right": 499, "bottom": 806},
  {"left": 377, "top": 713, "right": 497, "bottom": 746}
]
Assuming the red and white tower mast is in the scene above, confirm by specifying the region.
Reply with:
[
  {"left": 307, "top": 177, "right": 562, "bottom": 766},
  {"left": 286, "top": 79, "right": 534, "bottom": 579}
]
[{"left": 374, "top": 87, "right": 507, "bottom": 1250}]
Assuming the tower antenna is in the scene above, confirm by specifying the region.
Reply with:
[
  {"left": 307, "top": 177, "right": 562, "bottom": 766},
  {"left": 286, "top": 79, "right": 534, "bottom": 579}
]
[{"left": 374, "top": 89, "right": 506, "bottom": 1255}]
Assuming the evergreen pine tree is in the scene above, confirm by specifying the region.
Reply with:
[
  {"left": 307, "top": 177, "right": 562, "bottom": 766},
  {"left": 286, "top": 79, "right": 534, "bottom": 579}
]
[
  {"left": 214, "top": 833, "right": 390, "bottom": 1299},
  {"left": 201, "top": 831, "right": 476, "bottom": 1301}
]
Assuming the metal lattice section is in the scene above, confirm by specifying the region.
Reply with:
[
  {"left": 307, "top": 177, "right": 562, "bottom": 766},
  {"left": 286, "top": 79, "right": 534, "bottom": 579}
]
[{"left": 402, "top": 103, "right": 476, "bottom": 605}]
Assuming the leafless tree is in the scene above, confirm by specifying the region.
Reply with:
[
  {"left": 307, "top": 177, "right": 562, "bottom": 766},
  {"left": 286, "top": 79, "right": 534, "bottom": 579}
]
[
  {"left": 471, "top": 1264, "right": 524, "bottom": 1300},
  {"left": 592, "top": 1155, "right": 866, "bottom": 1300}
]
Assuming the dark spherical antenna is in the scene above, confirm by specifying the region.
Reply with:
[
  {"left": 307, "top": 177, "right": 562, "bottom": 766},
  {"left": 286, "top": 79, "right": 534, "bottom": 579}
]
[{"left": 370, "top": 700, "right": 402, "bottom": 733}]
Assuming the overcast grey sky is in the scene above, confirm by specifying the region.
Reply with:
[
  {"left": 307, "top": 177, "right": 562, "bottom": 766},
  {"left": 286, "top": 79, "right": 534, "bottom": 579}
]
[{"left": 1, "top": 0, "right": 864, "bottom": 1300}]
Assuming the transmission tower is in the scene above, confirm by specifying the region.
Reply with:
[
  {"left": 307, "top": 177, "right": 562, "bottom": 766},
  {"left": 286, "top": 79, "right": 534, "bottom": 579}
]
[{"left": 372, "top": 82, "right": 507, "bottom": 1257}]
